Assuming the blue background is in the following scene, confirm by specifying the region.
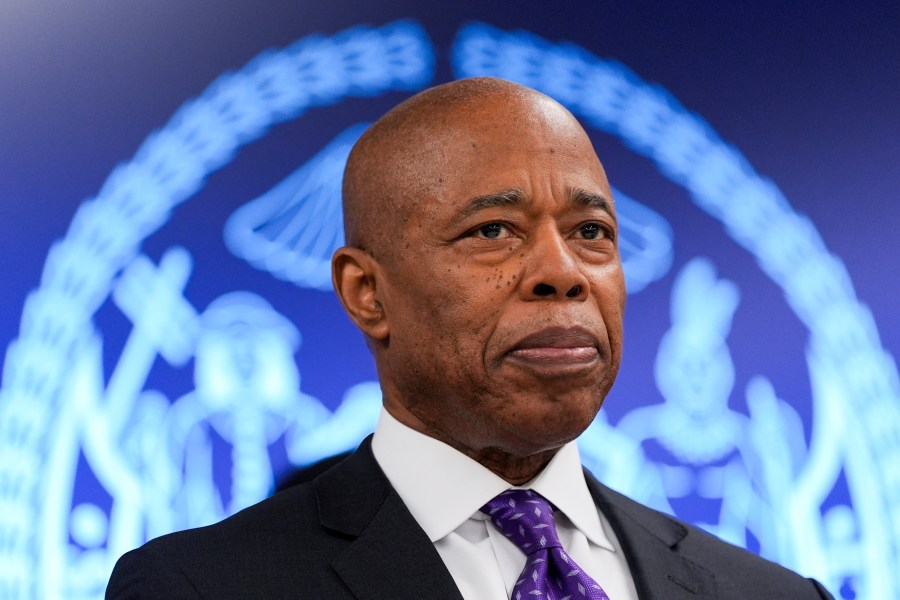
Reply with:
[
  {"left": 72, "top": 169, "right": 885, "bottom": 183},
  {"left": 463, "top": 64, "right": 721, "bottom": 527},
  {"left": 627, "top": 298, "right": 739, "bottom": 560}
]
[
  {"left": 2, "top": 1, "right": 898, "bottom": 408},
  {"left": 1, "top": 2, "right": 898, "bottom": 599}
]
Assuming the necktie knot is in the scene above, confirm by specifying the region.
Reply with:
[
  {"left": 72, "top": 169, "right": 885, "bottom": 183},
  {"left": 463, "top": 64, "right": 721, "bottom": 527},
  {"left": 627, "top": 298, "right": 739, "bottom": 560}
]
[
  {"left": 480, "top": 489, "right": 612, "bottom": 600},
  {"left": 480, "top": 489, "right": 562, "bottom": 555}
]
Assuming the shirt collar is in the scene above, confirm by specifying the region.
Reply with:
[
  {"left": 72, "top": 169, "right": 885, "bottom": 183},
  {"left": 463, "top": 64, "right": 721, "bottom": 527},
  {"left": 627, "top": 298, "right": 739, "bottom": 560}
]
[{"left": 371, "top": 408, "right": 614, "bottom": 551}]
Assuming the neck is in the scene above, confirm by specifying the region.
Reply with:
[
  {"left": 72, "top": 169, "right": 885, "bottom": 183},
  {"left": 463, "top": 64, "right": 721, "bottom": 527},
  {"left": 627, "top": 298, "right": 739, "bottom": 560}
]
[
  {"left": 384, "top": 401, "right": 560, "bottom": 485},
  {"left": 460, "top": 445, "right": 559, "bottom": 485}
]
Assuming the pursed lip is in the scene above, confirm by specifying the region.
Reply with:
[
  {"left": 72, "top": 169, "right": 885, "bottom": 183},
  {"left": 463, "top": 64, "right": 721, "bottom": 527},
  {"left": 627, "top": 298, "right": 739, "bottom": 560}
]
[{"left": 505, "top": 326, "right": 600, "bottom": 367}]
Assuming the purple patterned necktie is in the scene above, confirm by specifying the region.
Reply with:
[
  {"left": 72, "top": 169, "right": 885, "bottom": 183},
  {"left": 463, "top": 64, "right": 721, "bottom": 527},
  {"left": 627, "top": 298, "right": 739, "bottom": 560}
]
[{"left": 481, "top": 489, "right": 612, "bottom": 600}]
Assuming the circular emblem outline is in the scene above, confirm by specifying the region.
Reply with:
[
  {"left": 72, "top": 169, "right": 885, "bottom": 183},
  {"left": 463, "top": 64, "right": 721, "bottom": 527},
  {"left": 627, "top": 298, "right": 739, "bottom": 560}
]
[{"left": 1, "top": 19, "right": 897, "bottom": 598}]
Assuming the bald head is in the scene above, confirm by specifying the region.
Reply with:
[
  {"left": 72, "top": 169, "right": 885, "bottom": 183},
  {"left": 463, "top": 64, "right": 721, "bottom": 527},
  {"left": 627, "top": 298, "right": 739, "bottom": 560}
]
[
  {"left": 341, "top": 77, "right": 591, "bottom": 261},
  {"left": 333, "top": 76, "right": 623, "bottom": 477}
]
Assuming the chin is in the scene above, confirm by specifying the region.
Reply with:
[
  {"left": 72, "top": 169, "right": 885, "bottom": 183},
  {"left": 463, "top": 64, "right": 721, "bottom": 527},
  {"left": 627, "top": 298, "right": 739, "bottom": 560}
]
[{"left": 495, "top": 403, "right": 598, "bottom": 454}]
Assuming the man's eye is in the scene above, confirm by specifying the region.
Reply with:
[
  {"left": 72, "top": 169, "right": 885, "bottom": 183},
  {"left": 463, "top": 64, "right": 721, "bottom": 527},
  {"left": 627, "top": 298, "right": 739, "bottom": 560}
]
[
  {"left": 579, "top": 223, "right": 605, "bottom": 240},
  {"left": 476, "top": 223, "right": 507, "bottom": 239}
]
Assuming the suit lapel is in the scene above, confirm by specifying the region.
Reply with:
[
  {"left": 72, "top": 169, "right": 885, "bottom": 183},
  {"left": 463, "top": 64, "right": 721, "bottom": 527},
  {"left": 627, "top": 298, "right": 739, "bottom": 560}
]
[
  {"left": 586, "top": 474, "right": 717, "bottom": 600},
  {"left": 314, "top": 438, "right": 463, "bottom": 600},
  {"left": 311, "top": 438, "right": 717, "bottom": 599}
]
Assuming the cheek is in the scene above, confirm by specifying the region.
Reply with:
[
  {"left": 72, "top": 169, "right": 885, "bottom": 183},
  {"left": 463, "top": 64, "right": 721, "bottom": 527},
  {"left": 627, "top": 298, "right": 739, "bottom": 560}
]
[
  {"left": 407, "top": 277, "right": 508, "bottom": 388},
  {"left": 590, "top": 272, "right": 626, "bottom": 343},
  {"left": 429, "top": 282, "right": 504, "bottom": 347},
  {"left": 391, "top": 242, "right": 522, "bottom": 350},
  {"left": 420, "top": 257, "right": 510, "bottom": 324}
]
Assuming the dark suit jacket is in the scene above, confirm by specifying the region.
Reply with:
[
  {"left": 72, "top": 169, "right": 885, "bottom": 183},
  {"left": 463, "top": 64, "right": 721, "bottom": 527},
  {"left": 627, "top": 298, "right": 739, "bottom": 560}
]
[{"left": 107, "top": 437, "right": 833, "bottom": 599}]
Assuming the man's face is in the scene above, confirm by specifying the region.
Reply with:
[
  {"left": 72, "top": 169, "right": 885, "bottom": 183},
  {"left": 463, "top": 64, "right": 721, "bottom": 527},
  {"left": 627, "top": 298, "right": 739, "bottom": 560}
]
[{"left": 376, "top": 96, "right": 626, "bottom": 458}]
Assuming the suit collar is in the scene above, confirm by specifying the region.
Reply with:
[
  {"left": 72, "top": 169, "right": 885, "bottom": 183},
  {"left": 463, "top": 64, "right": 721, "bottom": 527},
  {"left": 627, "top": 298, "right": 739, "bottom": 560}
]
[
  {"left": 313, "top": 436, "right": 390, "bottom": 536},
  {"left": 313, "top": 437, "right": 716, "bottom": 599},
  {"left": 314, "top": 437, "right": 464, "bottom": 599},
  {"left": 372, "top": 408, "right": 612, "bottom": 550},
  {"left": 586, "top": 474, "right": 718, "bottom": 599}
]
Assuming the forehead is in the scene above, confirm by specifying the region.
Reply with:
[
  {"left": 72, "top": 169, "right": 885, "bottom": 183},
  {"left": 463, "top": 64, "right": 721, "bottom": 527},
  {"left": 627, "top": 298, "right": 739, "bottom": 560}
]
[{"left": 415, "top": 98, "right": 611, "bottom": 209}]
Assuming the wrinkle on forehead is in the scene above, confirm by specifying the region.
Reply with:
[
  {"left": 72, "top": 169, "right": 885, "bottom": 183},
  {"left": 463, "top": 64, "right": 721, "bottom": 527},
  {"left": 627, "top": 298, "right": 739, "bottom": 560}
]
[{"left": 341, "top": 77, "right": 598, "bottom": 263}]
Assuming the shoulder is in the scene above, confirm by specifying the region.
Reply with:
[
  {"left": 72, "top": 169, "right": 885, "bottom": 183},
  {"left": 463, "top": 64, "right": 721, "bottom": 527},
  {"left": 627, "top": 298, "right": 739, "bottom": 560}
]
[
  {"left": 585, "top": 474, "right": 834, "bottom": 599},
  {"left": 106, "top": 483, "right": 330, "bottom": 598},
  {"left": 107, "top": 445, "right": 383, "bottom": 599}
]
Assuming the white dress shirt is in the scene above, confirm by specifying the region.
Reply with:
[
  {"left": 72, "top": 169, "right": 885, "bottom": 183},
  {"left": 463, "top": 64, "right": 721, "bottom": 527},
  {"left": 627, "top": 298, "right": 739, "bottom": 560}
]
[{"left": 372, "top": 409, "right": 638, "bottom": 600}]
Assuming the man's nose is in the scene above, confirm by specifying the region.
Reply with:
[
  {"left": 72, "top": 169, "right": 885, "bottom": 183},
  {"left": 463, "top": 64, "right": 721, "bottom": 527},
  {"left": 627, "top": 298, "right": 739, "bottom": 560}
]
[{"left": 519, "top": 228, "right": 590, "bottom": 301}]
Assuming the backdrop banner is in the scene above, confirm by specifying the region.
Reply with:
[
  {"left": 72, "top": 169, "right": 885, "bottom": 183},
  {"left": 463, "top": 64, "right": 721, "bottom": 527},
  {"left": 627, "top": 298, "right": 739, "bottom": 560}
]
[{"left": 1, "top": 3, "right": 897, "bottom": 599}]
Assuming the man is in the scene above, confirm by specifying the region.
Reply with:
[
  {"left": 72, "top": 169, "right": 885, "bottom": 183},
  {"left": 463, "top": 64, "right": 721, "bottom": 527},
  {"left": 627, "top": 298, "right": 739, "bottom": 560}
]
[{"left": 107, "top": 77, "right": 833, "bottom": 599}]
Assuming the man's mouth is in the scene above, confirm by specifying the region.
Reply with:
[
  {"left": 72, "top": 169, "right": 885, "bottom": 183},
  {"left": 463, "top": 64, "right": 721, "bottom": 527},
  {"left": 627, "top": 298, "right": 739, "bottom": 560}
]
[{"left": 506, "top": 326, "right": 600, "bottom": 367}]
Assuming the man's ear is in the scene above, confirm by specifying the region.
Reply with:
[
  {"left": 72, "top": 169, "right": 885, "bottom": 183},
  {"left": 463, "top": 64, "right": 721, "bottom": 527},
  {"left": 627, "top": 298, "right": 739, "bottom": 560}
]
[{"left": 332, "top": 247, "right": 389, "bottom": 341}]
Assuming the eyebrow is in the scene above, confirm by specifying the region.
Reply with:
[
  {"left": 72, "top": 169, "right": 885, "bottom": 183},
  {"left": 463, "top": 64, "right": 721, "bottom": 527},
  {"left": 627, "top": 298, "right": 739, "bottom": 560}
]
[
  {"left": 567, "top": 187, "right": 614, "bottom": 215},
  {"left": 452, "top": 188, "right": 527, "bottom": 225},
  {"left": 451, "top": 186, "right": 614, "bottom": 226}
]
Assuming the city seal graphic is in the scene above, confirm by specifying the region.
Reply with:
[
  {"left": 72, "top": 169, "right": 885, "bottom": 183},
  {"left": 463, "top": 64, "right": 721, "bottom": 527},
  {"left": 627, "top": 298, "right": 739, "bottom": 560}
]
[{"left": 0, "top": 20, "right": 898, "bottom": 600}]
